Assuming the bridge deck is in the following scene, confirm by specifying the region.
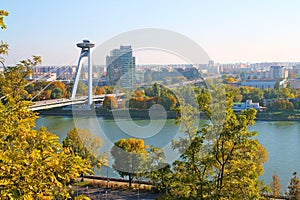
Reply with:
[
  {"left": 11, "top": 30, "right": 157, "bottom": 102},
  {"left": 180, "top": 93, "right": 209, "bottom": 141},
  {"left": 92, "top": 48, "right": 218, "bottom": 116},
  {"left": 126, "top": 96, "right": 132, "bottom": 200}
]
[{"left": 29, "top": 94, "right": 123, "bottom": 111}]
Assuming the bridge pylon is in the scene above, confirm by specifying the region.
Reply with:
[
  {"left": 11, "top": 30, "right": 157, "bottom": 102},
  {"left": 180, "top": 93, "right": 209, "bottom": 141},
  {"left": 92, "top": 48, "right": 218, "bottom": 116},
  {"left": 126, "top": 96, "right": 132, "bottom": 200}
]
[{"left": 71, "top": 40, "right": 95, "bottom": 110}]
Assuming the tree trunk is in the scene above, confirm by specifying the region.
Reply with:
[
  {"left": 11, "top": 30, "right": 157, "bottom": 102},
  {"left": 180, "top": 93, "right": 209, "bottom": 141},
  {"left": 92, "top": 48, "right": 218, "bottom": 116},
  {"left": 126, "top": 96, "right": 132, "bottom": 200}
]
[{"left": 129, "top": 174, "right": 133, "bottom": 188}]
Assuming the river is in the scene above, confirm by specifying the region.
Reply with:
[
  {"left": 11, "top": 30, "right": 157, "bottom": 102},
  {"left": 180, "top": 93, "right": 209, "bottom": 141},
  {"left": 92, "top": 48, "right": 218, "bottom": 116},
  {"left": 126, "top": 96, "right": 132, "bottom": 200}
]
[{"left": 35, "top": 115, "right": 300, "bottom": 189}]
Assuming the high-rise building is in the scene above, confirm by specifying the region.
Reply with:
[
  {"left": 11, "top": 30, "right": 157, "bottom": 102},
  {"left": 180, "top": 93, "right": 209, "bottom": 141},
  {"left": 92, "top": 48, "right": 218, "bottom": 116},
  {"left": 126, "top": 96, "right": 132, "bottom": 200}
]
[
  {"left": 106, "top": 45, "right": 136, "bottom": 89},
  {"left": 270, "top": 66, "right": 288, "bottom": 79}
]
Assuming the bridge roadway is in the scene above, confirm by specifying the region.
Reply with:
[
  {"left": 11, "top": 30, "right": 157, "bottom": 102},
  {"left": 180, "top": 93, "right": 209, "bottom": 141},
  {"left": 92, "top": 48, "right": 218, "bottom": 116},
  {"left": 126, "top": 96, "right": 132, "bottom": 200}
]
[{"left": 29, "top": 94, "right": 124, "bottom": 111}]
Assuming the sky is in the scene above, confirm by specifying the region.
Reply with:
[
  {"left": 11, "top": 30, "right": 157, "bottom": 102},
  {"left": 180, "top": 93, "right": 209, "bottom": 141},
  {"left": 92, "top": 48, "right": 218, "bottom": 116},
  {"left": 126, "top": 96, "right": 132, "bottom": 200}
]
[{"left": 1, "top": 0, "right": 300, "bottom": 65}]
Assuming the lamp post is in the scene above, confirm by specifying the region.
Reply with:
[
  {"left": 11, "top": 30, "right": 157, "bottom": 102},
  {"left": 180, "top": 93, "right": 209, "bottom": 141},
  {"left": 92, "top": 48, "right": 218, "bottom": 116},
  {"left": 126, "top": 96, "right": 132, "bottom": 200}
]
[
  {"left": 137, "top": 176, "right": 140, "bottom": 200},
  {"left": 106, "top": 165, "right": 109, "bottom": 194}
]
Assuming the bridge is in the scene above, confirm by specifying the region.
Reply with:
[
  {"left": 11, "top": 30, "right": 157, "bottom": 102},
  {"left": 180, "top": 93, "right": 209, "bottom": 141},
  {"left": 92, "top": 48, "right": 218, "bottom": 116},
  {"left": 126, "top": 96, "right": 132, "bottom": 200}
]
[
  {"left": 24, "top": 40, "right": 202, "bottom": 112},
  {"left": 28, "top": 93, "right": 124, "bottom": 111},
  {"left": 27, "top": 40, "right": 104, "bottom": 111}
]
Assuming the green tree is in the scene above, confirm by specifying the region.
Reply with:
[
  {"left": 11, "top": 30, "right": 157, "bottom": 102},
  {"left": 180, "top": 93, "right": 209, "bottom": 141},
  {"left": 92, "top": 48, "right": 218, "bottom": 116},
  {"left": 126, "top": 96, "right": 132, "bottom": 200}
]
[
  {"left": 111, "top": 138, "right": 150, "bottom": 188},
  {"left": 76, "top": 82, "right": 88, "bottom": 96},
  {"left": 287, "top": 172, "right": 300, "bottom": 200},
  {"left": 63, "top": 128, "right": 108, "bottom": 169},
  {"left": 50, "top": 88, "right": 63, "bottom": 99},
  {"left": 270, "top": 171, "right": 282, "bottom": 197},
  {"left": 160, "top": 87, "right": 267, "bottom": 199},
  {"left": 270, "top": 99, "right": 294, "bottom": 111},
  {"left": 274, "top": 81, "right": 280, "bottom": 90},
  {"left": 264, "top": 88, "right": 278, "bottom": 99},
  {"left": 147, "top": 146, "right": 171, "bottom": 193}
]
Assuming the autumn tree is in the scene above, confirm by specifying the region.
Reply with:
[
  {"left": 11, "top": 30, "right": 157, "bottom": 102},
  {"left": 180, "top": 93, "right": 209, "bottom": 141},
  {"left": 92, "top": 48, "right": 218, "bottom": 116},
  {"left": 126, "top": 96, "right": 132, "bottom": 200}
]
[
  {"left": 63, "top": 128, "right": 108, "bottom": 169},
  {"left": 0, "top": 56, "right": 41, "bottom": 103},
  {"left": 94, "top": 86, "right": 105, "bottom": 95},
  {"left": 0, "top": 75, "right": 91, "bottom": 198},
  {"left": 48, "top": 81, "right": 67, "bottom": 98},
  {"left": 287, "top": 172, "right": 300, "bottom": 200},
  {"left": 102, "top": 95, "right": 118, "bottom": 110},
  {"left": 0, "top": 13, "right": 91, "bottom": 198},
  {"left": 0, "top": 10, "right": 8, "bottom": 29},
  {"left": 111, "top": 138, "right": 150, "bottom": 188},
  {"left": 270, "top": 171, "right": 282, "bottom": 197}
]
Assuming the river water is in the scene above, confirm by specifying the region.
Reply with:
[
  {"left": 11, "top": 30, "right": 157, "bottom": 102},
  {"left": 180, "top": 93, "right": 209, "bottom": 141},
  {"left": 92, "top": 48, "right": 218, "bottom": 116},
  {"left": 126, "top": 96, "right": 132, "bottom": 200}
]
[{"left": 36, "top": 116, "right": 300, "bottom": 189}]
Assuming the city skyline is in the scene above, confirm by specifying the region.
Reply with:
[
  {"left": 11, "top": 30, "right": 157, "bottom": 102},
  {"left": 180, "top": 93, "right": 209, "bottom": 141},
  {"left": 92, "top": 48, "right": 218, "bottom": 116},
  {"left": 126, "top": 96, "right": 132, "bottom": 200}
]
[{"left": 1, "top": 0, "right": 300, "bottom": 65}]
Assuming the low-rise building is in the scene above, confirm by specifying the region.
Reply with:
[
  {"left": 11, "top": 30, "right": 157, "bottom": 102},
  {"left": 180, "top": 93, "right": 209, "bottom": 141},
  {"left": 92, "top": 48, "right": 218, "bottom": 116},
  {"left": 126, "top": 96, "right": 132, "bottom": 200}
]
[
  {"left": 232, "top": 99, "right": 261, "bottom": 111},
  {"left": 240, "top": 79, "right": 286, "bottom": 90}
]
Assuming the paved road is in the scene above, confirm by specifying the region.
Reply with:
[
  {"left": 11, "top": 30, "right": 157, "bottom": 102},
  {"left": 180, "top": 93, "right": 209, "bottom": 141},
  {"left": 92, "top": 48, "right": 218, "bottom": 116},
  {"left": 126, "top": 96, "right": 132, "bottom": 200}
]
[{"left": 74, "top": 187, "right": 159, "bottom": 200}]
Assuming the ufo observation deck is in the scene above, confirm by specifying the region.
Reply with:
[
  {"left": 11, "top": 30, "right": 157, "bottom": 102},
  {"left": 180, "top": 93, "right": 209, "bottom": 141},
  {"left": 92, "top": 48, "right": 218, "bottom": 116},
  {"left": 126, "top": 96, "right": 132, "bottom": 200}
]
[{"left": 77, "top": 40, "right": 95, "bottom": 49}]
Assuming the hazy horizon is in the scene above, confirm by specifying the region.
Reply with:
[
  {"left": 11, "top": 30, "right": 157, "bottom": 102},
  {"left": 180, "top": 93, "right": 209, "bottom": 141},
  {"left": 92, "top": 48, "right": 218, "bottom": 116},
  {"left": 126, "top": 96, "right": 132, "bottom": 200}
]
[{"left": 2, "top": 0, "right": 300, "bottom": 65}]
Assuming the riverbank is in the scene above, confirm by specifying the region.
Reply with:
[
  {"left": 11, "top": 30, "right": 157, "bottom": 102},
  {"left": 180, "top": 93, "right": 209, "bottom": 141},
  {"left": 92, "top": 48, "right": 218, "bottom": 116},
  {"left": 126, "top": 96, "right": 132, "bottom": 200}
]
[
  {"left": 38, "top": 108, "right": 300, "bottom": 121},
  {"left": 38, "top": 108, "right": 179, "bottom": 119},
  {"left": 39, "top": 109, "right": 300, "bottom": 123},
  {"left": 256, "top": 111, "right": 300, "bottom": 121}
]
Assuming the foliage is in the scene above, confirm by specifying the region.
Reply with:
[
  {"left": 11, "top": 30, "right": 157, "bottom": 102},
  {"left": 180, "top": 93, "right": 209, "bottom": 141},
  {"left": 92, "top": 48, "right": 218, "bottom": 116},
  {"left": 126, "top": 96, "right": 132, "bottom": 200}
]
[
  {"left": 0, "top": 100, "right": 91, "bottom": 199},
  {"left": 0, "top": 56, "right": 41, "bottom": 103},
  {"left": 0, "top": 10, "right": 8, "bottom": 29},
  {"left": 0, "top": 41, "right": 8, "bottom": 68},
  {"left": 94, "top": 86, "right": 105, "bottom": 95},
  {"left": 63, "top": 128, "right": 108, "bottom": 169},
  {"left": 102, "top": 96, "right": 118, "bottom": 110},
  {"left": 157, "top": 86, "right": 268, "bottom": 199},
  {"left": 74, "top": 195, "right": 91, "bottom": 200},
  {"left": 128, "top": 84, "right": 178, "bottom": 111},
  {"left": 287, "top": 172, "right": 300, "bottom": 200},
  {"left": 50, "top": 88, "right": 63, "bottom": 99},
  {"left": 270, "top": 171, "right": 282, "bottom": 197},
  {"left": 146, "top": 146, "right": 170, "bottom": 193},
  {"left": 0, "top": 13, "right": 92, "bottom": 198},
  {"left": 269, "top": 99, "right": 294, "bottom": 111},
  {"left": 111, "top": 138, "right": 150, "bottom": 188}
]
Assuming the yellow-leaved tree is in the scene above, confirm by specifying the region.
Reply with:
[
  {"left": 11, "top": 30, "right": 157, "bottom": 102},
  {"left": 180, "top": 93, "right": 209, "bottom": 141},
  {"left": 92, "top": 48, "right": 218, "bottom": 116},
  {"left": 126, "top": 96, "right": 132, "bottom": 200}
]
[{"left": 0, "top": 10, "right": 92, "bottom": 199}]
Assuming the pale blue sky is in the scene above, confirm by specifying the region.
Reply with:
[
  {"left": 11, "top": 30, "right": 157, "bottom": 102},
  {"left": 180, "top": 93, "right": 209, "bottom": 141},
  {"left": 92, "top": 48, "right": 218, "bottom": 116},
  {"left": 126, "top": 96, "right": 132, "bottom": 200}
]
[{"left": 1, "top": 0, "right": 300, "bottom": 65}]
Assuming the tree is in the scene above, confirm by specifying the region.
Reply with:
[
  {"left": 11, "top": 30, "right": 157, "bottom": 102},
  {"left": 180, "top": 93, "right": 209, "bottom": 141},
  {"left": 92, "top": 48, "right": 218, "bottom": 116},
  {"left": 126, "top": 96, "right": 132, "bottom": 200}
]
[
  {"left": 111, "top": 138, "right": 150, "bottom": 188},
  {"left": 76, "top": 82, "right": 88, "bottom": 96},
  {"left": 274, "top": 81, "right": 280, "bottom": 90},
  {"left": 63, "top": 128, "right": 107, "bottom": 169},
  {"left": 146, "top": 146, "right": 171, "bottom": 193},
  {"left": 270, "top": 99, "right": 294, "bottom": 112},
  {"left": 102, "top": 96, "right": 118, "bottom": 110},
  {"left": 0, "top": 100, "right": 91, "bottom": 198},
  {"left": 94, "top": 86, "right": 105, "bottom": 95},
  {"left": 0, "top": 10, "right": 9, "bottom": 29},
  {"left": 0, "top": 56, "right": 41, "bottom": 103},
  {"left": 50, "top": 88, "right": 63, "bottom": 99},
  {"left": 264, "top": 88, "right": 278, "bottom": 99},
  {"left": 287, "top": 172, "right": 300, "bottom": 200},
  {"left": 0, "top": 13, "right": 91, "bottom": 198},
  {"left": 270, "top": 171, "right": 282, "bottom": 197},
  {"left": 160, "top": 87, "right": 267, "bottom": 199},
  {"left": 48, "top": 81, "right": 67, "bottom": 97},
  {"left": 0, "top": 41, "right": 8, "bottom": 68}
]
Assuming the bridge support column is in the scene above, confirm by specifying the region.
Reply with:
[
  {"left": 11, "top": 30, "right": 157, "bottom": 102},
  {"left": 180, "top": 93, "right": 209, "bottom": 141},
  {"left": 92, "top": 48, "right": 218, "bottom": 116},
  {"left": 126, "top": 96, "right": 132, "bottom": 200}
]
[{"left": 71, "top": 40, "right": 95, "bottom": 110}]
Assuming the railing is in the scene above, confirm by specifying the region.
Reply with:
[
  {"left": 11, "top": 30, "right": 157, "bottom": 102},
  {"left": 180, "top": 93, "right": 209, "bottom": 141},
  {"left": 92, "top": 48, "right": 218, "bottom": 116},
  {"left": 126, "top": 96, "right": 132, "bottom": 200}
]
[{"left": 28, "top": 93, "right": 124, "bottom": 111}]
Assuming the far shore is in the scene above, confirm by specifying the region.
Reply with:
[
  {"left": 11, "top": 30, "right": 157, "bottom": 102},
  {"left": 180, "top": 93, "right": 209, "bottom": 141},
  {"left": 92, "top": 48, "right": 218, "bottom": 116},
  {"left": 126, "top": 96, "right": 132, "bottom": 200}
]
[{"left": 37, "top": 108, "right": 300, "bottom": 122}]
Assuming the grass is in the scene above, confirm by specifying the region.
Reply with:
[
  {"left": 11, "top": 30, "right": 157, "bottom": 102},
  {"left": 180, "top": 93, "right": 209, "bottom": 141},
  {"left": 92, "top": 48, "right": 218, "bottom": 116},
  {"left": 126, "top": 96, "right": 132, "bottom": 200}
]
[{"left": 73, "top": 178, "right": 153, "bottom": 192}]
